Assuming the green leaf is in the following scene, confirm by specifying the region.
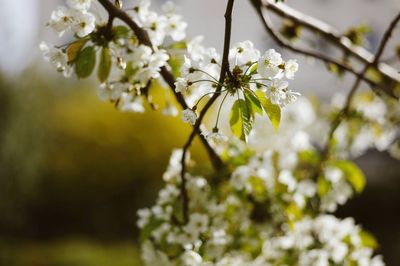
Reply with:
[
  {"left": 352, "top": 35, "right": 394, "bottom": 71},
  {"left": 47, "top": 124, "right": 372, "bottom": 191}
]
[
  {"left": 169, "top": 41, "right": 187, "bottom": 50},
  {"left": 230, "top": 99, "right": 253, "bottom": 142},
  {"left": 345, "top": 24, "right": 371, "bottom": 46},
  {"left": 255, "top": 89, "right": 281, "bottom": 132},
  {"left": 139, "top": 219, "right": 163, "bottom": 242},
  {"left": 169, "top": 57, "right": 183, "bottom": 77},
  {"left": 66, "top": 39, "right": 87, "bottom": 63},
  {"left": 75, "top": 46, "right": 96, "bottom": 79},
  {"left": 359, "top": 230, "right": 378, "bottom": 249},
  {"left": 244, "top": 89, "right": 263, "bottom": 115},
  {"left": 249, "top": 63, "right": 258, "bottom": 75},
  {"left": 317, "top": 176, "right": 331, "bottom": 197},
  {"left": 113, "top": 25, "right": 130, "bottom": 40},
  {"left": 334, "top": 160, "right": 366, "bottom": 193},
  {"left": 98, "top": 47, "right": 112, "bottom": 83}
]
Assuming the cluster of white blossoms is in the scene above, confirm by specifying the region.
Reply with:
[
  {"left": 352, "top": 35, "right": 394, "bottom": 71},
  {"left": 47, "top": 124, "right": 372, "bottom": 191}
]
[
  {"left": 249, "top": 91, "right": 399, "bottom": 162},
  {"left": 137, "top": 149, "right": 385, "bottom": 266},
  {"left": 42, "top": 0, "right": 301, "bottom": 141},
  {"left": 137, "top": 90, "right": 399, "bottom": 265},
  {"left": 178, "top": 40, "right": 300, "bottom": 130},
  {"left": 41, "top": 0, "right": 187, "bottom": 113},
  {"left": 330, "top": 92, "right": 400, "bottom": 159}
]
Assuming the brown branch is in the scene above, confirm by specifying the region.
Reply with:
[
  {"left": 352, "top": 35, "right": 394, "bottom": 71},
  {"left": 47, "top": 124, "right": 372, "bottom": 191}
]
[
  {"left": 324, "top": 11, "right": 400, "bottom": 161},
  {"left": 179, "top": 0, "right": 235, "bottom": 223},
  {"left": 250, "top": 0, "right": 400, "bottom": 99},
  {"left": 96, "top": 0, "right": 223, "bottom": 170}
]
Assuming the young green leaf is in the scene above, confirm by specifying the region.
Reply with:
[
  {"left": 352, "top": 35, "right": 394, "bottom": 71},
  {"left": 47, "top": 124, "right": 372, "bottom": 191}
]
[
  {"left": 359, "top": 230, "right": 378, "bottom": 249},
  {"left": 113, "top": 25, "right": 130, "bottom": 40},
  {"left": 255, "top": 89, "right": 281, "bottom": 132},
  {"left": 75, "top": 46, "right": 96, "bottom": 79},
  {"left": 244, "top": 89, "right": 263, "bottom": 115},
  {"left": 66, "top": 39, "right": 87, "bottom": 63},
  {"left": 333, "top": 160, "right": 366, "bottom": 193},
  {"left": 317, "top": 176, "right": 331, "bottom": 197},
  {"left": 98, "top": 47, "right": 112, "bottom": 83},
  {"left": 230, "top": 99, "right": 253, "bottom": 142}
]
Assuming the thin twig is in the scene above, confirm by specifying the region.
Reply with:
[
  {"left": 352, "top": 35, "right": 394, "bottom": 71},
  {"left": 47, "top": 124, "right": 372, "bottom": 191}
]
[
  {"left": 179, "top": 0, "right": 235, "bottom": 223},
  {"left": 250, "top": 0, "right": 400, "bottom": 99},
  {"left": 96, "top": 0, "right": 223, "bottom": 170},
  {"left": 323, "top": 11, "right": 400, "bottom": 161}
]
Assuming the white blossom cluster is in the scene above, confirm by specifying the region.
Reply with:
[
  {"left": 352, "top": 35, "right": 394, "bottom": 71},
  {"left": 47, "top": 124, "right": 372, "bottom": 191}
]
[
  {"left": 42, "top": 0, "right": 302, "bottom": 142},
  {"left": 179, "top": 40, "right": 300, "bottom": 127},
  {"left": 40, "top": 0, "right": 96, "bottom": 77},
  {"left": 249, "top": 91, "right": 400, "bottom": 162},
  {"left": 136, "top": 91, "right": 396, "bottom": 265},
  {"left": 259, "top": 215, "right": 384, "bottom": 266},
  {"left": 41, "top": 0, "right": 187, "bottom": 113},
  {"left": 137, "top": 149, "right": 385, "bottom": 266},
  {"left": 330, "top": 92, "right": 400, "bottom": 159}
]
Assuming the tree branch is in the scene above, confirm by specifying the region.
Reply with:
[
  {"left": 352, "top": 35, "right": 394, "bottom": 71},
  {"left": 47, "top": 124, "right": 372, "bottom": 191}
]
[
  {"left": 250, "top": 0, "right": 400, "bottom": 99},
  {"left": 324, "top": 11, "right": 400, "bottom": 161},
  {"left": 179, "top": 0, "right": 235, "bottom": 223},
  {"left": 96, "top": 0, "right": 223, "bottom": 170}
]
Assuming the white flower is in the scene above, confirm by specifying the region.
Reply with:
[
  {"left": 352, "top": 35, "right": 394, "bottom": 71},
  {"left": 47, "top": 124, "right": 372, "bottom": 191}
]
[
  {"left": 141, "top": 11, "right": 167, "bottom": 46},
  {"left": 204, "top": 131, "right": 228, "bottom": 145},
  {"left": 163, "top": 149, "right": 185, "bottom": 183},
  {"left": 293, "top": 180, "right": 317, "bottom": 208},
  {"left": 258, "top": 49, "right": 283, "bottom": 78},
  {"left": 175, "top": 77, "right": 189, "bottom": 93},
  {"left": 187, "top": 36, "right": 206, "bottom": 61},
  {"left": 71, "top": 11, "right": 96, "bottom": 37},
  {"left": 182, "top": 109, "right": 197, "bottom": 125},
  {"left": 184, "top": 213, "right": 209, "bottom": 237},
  {"left": 281, "top": 89, "right": 301, "bottom": 107},
  {"left": 353, "top": 94, "right": 387, "bottom": 123},
  {"left": 291, "top": 131, "right": 311, "bottom": 151},
  {"left": 48, "top": 7, "right": 75, "bottom": 36},
  {"left": 162, "top": 102, "right": 178, "bottom": 117},
  {"left": 131, "top": 0, "right": 151, "bottom": 23},
  {"left": 97, "top": 82, "right": 131, "bottom": 101},
  {"left": 229, "top": 40, "right": 260, "bottom": 66},
  {"left": 325, "top": 167, "right": 343, "bottom": 184},
  {"left": 203, "top": 48, "right": 221, "bottom": 67},
  {"left": 181, "top": 250, "right": 203, "bottom": 266},
  {"left": 284, "top": 59, "right": 299, "bottom": 79},
  {"left": 165, "top": 15, "right": 187, "bottom": 41},
  {"left": 40, "top": 42, "right": 72, "bottom": 77},
  {"left": 278, "top": 170, "right": 297, "bottom": 192},
  {"left": 231, "top": 165, "right": 252, "bottom": 191},
  {"left": 162, "top": 2, "right": 177, "bottom": 15},
  {"left": 137, "top": 208, "right": 151, "bottom": 228},
  {"left": 149, "top": 49, "right": 170, "bottom": 70},
  {"left": 131, "top": 48, "right": 168, "bottom": 85},
  {"left": 299, "top": 249, "right": 329, "bottom": 266},
  {"left": 265, "top": 79, "right": 288, "bottom": 105},
  {"left": 118, "top": 93, "right": 145, "bottom": 113},
  {"left": 141, "top": 241, "right": 173, "bottom": 266},
  {"left": 67, "top": 0, "right": 92, "bottom": 11}
]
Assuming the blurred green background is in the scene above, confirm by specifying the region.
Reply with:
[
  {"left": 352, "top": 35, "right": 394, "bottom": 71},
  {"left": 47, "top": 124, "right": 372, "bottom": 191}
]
[{"left": 0, "top": 70, "right": 213, "bottom": 265}]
